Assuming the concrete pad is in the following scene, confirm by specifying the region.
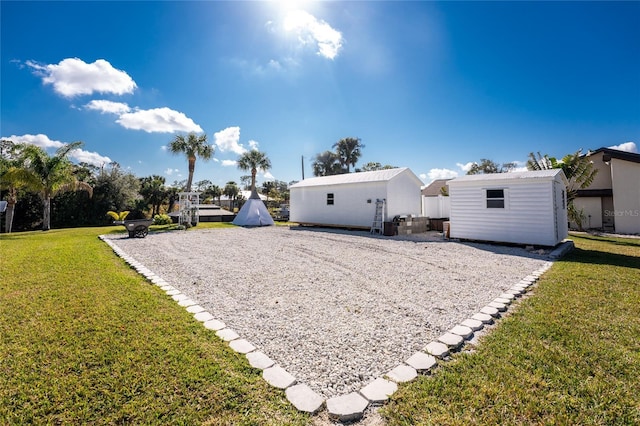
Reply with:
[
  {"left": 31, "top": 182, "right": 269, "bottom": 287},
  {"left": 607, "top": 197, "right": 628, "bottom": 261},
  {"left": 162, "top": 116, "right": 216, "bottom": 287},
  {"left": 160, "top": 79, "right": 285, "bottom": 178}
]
[
  {"left": 203, "top": 319, "right": 226, "bottom": 331},
  {"left": 480, "top": 306, "right": 500, "bottom": 317},
  {"left": 405, "top": 352, "right": 437, "bottom": 372},
  {"left": 216, "top": 328, "right": 239, "bottom": 341},
  {"left": 262, "top": 365, "right": 296, "bottom": 389},
  {"left": 194, "top": 311, "right": 214, "bottom": 322},
  {"left": 286, "top": 384, "right": 324, "bottom": 414},
  {"left": 461, "top": 318, "right": 484, "bottom": 331},
  {"left": 326, "top": 392, "right": 369, "bottom": 422},
  {"left": 186, "top": 304, "right": 205, "bottom": 314},
  {"left": 472, "top": 312, "right": 494, "bottom": 324},
  {"left": 424, "top": 341, "right": 449, "bottom": 358},
  {"left": 229, "top": 339, "right": 256, "bottom": 354},
  {"left": 359, "top": 378, "right": 398, "bottom": 404},
  {"left": 438, "top": 332, "right": 464, "bottom": 348},
  {"left": 449, "top": 325, "right": 473, "bottom": 339},
  {"left": 246, "top": 351, "right": 275, "bottom": 370}
]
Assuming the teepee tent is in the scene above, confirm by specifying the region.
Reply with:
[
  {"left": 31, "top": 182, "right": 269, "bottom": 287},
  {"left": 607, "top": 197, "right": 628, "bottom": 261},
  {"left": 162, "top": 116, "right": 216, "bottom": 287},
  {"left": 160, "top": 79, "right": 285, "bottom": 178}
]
[{"left": 232, "top": 189, "right": 274, "bottom": 226}]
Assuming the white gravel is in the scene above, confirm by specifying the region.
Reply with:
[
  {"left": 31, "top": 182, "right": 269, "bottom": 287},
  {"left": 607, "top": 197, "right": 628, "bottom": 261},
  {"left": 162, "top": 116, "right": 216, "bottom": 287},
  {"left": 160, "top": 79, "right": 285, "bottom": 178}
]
[{"left": 105, "top": 226, "right": 548, "bottom": 398}]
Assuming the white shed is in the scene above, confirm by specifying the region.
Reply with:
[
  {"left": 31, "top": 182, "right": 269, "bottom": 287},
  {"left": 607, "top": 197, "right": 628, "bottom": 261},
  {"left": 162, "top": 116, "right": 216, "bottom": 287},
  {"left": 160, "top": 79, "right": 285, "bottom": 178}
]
[
  {"left": 447, "top": 169, "right": 569, "bottom": 246},
  {"left": 290, "top": 167, "right": 423, "bottom": 228}
]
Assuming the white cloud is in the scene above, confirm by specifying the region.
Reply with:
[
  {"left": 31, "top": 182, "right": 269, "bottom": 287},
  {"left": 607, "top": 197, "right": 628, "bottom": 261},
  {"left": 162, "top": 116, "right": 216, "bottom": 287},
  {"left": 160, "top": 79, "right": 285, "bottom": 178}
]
[
  {"left": 26, "top": 58, "right": 137, "bottom": 97},
  {"left": 283, "top": 10, "right": 343, "bottom": 60},
  {"left": 263, "top": 172, "right": 275, "bottom": 180},
  {"left": 70, "top": 149, "right": 112, "bottom": 166},
  {"left": 221, "top": 159, "right": 237, "bottom": 167},
  {"left": 85, "top": 100, "right": 131, "bottom": 114},
  {"left": 164, "top": 168, "right": 179, "bottom": 175},
  {"left": 116, "top": 107, "right": 203, "bottom": 133},
  {"left": 608, "top": 141, "right": 638, "bottom": 153},
  {"left": 3, "top": 133, "right": 65, "bottom": 149},
  {"left": 428, "top": 168, "right": 459, "bottom": 181},
  {"left": 248, "top": 140, "right": 259, "bottom": 150},
  {"left": 456, "top": 162, "right": 474, "bottom": 173},
  {"left": 214, "top": 126, "right": 247, "bottom": 154},
  {"left": 2, "top": 133, "right": 111, "bottom": 166}
]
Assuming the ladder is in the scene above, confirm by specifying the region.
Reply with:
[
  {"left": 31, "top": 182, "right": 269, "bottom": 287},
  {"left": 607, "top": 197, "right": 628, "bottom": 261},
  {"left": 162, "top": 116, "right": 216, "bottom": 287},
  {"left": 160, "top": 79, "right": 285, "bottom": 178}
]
[{"left": 370, "top": 199, "right": 385, "bottom": 234}]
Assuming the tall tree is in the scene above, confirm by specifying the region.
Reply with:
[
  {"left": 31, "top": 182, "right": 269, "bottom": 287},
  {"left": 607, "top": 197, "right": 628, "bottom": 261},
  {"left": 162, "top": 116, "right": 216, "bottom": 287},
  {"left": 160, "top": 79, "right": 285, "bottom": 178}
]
[
  {"left": 223, "top": 181, "right": 240, "bottom": 210},
  {"left": 236, "top": 150, "right": 271, "bottom": 193},
  {"left": 7, "top": 142, "right": 92, "bottom": 231},
  {"left": 466, "top": 159, "right": 515, "bottom": 174},
  {"left": 139, "top": 175, "right": 168, "bottom": 217},
  {"left": 168, "top": 132, "right": 214, "bottom": 192},
  {"left": 312, "top": 150, "right": 342, "bottom": 176},
  {"left": 0, "top": 140, "right": 27, "bottom": 233},
  {"left": 333, "top": 137, "right": 364, "bottom": 173}
]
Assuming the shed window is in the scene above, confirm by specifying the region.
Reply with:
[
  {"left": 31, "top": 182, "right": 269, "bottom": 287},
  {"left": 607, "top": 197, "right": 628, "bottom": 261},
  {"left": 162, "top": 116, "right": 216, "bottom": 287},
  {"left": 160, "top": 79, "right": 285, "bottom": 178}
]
[
  {"left": 327, "top": 193, "right": 334, "bottom": 205},
  {"left": 486, "top": 189, "right": 505, "bottom": 208}
]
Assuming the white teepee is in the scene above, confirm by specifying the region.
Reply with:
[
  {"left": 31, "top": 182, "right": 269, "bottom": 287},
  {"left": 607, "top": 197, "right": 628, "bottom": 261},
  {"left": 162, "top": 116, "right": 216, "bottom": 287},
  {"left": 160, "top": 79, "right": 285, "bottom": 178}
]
[{"left": 232, "top": 189, "right": 274, "bottom": 226}]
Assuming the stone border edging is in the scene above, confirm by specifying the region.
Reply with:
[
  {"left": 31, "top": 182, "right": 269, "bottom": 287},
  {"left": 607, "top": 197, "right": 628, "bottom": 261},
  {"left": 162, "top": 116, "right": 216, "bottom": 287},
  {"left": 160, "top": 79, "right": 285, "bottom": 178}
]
[{"left": 99, "top": 235, "right": 560, "bottom": 423}]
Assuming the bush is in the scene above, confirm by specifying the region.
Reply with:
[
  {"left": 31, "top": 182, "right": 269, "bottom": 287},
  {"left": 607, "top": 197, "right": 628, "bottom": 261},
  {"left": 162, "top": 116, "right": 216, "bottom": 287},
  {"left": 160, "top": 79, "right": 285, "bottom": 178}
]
[{"left": 153, "top": 214, "right": 172, "bottom": 225}]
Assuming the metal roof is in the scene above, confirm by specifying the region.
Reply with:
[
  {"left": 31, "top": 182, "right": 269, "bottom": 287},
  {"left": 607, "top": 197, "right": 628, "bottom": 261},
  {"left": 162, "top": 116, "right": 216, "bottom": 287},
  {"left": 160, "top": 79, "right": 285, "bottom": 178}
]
[
  {"left": 290, "top": 167, "right": 411, "bottom": 188},
  {"left": 449, "top": 169, "right": 567, "bottom": 183}
]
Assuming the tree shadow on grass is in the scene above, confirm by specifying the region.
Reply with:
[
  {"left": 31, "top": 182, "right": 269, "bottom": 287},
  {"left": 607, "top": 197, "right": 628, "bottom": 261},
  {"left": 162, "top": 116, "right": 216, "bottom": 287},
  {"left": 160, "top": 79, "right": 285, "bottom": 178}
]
[{"left": 564, "top": 247, "right": 640, "bottom": 270}]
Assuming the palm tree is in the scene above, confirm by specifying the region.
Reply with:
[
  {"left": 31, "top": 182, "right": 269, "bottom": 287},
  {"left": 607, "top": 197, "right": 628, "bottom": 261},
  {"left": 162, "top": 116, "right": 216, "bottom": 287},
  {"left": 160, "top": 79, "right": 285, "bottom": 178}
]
[
  {"left": 0, "top": 140, "right": 26, "bottom": 233},
  {"left": 333, "top": 137, "right": 364, "bottom": 173},
  {"left": 236, "top": 150, "right": 271, "bottom": 193},
  {"left": 168, "top": 132, "right": 214, "bottom": 192},
  {"left": 312, "top": 150, "right": 342, "bottom": 176},
  {"left": 223, "top": 181, "right": 239, "bottom": 210},
  {"left": 9, "top": 142, "right": 92, "bottom": 231},
  {"left": 527, "top": 149, "right": 598, "bottom": 230}
]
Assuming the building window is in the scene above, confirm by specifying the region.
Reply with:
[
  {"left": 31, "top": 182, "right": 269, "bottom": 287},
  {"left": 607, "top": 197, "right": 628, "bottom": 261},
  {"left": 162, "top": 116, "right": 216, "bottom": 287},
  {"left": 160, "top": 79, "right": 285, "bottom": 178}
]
[
  {"left": 486, "top": 189, "right": 505, "bottom": 208},
  {"left": 327, "top": 193, "right": 334, "bottom": 205}
]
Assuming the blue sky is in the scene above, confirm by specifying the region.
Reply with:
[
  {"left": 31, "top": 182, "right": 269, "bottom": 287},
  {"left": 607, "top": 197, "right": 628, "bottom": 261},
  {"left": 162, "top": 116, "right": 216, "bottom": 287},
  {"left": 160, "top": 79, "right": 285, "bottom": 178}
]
[{"left": 2, "top": 1, "right": 639, "bottom": 187}]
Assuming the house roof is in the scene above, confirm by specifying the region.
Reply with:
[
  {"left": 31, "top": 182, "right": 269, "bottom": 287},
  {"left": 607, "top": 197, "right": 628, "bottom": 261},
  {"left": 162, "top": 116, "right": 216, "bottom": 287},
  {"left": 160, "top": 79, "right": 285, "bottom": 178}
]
[
  {"left": 422, "top": 179, "right": 452, "bottom": 196},
  {"left": 290, "top": 167, "right": 413, "bottom": 188},
  {"left": 589, "top": 147, "right": 640, "bottom": 164},
  {"left": 449, "top": 169, "right": 568, "bottom": 184}
]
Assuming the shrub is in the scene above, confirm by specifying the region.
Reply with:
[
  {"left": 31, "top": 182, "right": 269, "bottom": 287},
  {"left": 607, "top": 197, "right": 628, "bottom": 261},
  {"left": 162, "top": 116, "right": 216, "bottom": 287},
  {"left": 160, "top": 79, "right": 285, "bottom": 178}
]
[{"left": 153, "top": 214, "right": 172, "bottom": 225}]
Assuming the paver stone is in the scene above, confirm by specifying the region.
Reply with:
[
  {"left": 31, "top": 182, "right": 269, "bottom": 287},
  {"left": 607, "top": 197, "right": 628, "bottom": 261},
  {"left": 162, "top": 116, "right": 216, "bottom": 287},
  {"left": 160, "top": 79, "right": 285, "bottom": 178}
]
[
  {"left": 359, "top": 378, "right": 397, "bottom": 403},
  {"left": 472, "top": 312, "right": 494, "bottom": 324},
  {"left": 229, "top": 339, "right": 256, "bottom": 354},
  {"left": 216, "top": 328, "right": 239, "bottom": 341},
  {"left": 203, "top": 319, "right": 226, "bottom": 331},
  {"left": 405, "top": 352, "right": 437, "bottom": 372},
  {"left": 480, "top": 306, "right": 500, "bottom": 317},
  {"left": 387, "top": 365, "right": 418, "bottom": 383},
  {"left": 450, "top": 325, "right": 473, "bottom": 339},
  {"left": 424, "top": 341, "right": 449, "bottom": 358},
  {"left": 438, "top": 332, "right": 464, "bottom": 348},
  {"left": 246, "top": 351, "right": 275, "bottom": 370},
  {"left": 262, "top": 365, "right": 296, "bottom": 389},
  {"left": 326, "top": 392, "right": 369, "bottom": 422},
  {"left": 286, "top": 384, "right": 324, "bottom": 413},
  {"left": 461, "top": 318, "right": 483, "bottom": 331}
]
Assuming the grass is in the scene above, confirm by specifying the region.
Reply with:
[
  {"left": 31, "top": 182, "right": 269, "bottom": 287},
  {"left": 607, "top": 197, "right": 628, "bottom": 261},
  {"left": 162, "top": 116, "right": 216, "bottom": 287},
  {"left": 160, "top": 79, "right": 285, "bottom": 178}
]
[
  {"left": 2, "top": 228, "right": 638, "bottom": 425},
  {"left": 0, "top": 226, "right": 308, "bottom": 425},
  {"left": 380, "top": 233, "right": 640, "bottom": 425}
]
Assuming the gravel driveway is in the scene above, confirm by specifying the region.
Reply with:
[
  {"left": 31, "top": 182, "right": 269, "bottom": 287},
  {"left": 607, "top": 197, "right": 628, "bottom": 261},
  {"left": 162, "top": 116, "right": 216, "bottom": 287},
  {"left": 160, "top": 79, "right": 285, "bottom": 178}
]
[{"left": 105, "top": 226, "right": 547, "bottom": 398}]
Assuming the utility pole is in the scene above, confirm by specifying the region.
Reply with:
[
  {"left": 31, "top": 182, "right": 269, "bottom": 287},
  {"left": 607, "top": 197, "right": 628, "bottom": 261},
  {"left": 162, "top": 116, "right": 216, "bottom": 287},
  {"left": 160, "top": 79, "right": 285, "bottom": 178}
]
[{"left": 301, "top": 155, "right": 305, "bottom": 180}]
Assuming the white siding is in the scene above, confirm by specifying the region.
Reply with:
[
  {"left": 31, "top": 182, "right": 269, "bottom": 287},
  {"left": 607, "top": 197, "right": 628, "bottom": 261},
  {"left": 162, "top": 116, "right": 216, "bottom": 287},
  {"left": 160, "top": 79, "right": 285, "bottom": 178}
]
[
  {"left": 290, "top": 168, "right": 423, "bottom": 228},
  {"left": 423, "top": 195, "right": 450, "bottom": 218},
  {"left": 448, "top": 171, "right": 568, "bottom": 246}
]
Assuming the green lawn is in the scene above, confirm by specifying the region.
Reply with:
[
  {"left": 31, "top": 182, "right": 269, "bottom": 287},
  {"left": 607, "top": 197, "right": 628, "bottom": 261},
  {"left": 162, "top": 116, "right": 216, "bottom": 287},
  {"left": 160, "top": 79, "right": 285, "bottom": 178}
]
[
  {"left": 1, "top": 228, "right": 638, "bottom": 425},
  {"left": 381, "top": 233, "right": 640, "bottom": 425},
  {"left": 0, "top": 226, "right": 308, "bottom": 425}
]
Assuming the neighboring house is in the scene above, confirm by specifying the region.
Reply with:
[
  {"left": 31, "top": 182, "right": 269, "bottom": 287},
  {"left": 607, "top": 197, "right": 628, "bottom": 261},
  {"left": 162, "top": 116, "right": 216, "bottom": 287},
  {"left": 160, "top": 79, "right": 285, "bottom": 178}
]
[
  {"left": 574, "top": 148, "right": 640, "bottom": 234},
  {"left": 218, "top": 190, "right": 267, "bottom": 210},
  {"left": 421, "top": 178, "right": 451, "bottom": 220},
  {"left": 447, "top": 169, "right": 569, "bottom": 246},
  {"left": 290, "top": 167, "right": 423, "bottom": 229}
]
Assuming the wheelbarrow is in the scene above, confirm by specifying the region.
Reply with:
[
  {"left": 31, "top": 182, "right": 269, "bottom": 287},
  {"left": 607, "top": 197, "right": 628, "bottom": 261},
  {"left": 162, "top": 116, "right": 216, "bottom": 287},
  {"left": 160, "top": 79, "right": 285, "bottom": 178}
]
[{"left": 115, "top": 219, "right": 154, "bottom": 238}]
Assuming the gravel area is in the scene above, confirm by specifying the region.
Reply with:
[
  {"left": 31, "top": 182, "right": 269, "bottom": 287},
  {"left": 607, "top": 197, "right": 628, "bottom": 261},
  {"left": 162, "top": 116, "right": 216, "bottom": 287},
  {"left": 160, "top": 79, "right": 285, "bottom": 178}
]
[{"left": 105, "top": 226, "right": 548, "bottom": 398}]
